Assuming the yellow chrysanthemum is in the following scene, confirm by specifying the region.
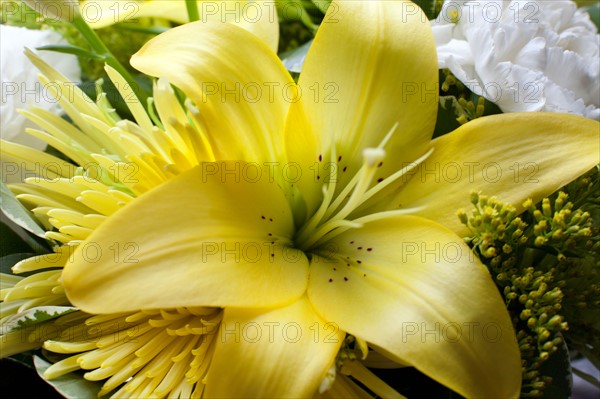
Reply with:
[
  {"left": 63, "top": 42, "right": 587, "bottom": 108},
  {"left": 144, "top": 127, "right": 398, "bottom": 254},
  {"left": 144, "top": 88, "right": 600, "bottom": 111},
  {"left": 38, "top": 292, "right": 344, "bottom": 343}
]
[{"left": 43, "top": 308, "right": 222, "bottom": 398}]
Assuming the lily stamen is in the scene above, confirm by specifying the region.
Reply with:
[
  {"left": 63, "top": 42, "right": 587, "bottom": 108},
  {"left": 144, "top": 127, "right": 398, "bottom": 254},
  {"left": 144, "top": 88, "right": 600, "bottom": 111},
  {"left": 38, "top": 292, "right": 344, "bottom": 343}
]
[
  {"left": 361, "top": 147, "right": 433, "bottom": 205},
  {"left": 323, "top": 121, "right": 402, "bottom": 221},
  {"left": 293, "top": 142, "right": 339, "bottom": 244},
  {"left": 340, "top": 358, "right": 406, "bottom": 399},
  {"left": 310, "top": 206, "right": 426, "bottom": 250},
  {"left": 296, "top": 148, "right": 383, "bottom": 250},
  {"left": 297, "top": 146, "right": 432, "bottom": 251},
  {"left": 376, "top": 121, "right": 400, "bottom": 150}
]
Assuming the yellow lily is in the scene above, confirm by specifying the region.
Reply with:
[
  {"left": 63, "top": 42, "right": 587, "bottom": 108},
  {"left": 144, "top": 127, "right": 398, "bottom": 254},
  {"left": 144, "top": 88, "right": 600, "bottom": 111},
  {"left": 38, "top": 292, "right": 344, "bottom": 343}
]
[
  {"left": 55, "top": 1, "right": 598, "bottom": 397},
  {"left": 2, "top": 0, "right": 598, "bottom": 397}
]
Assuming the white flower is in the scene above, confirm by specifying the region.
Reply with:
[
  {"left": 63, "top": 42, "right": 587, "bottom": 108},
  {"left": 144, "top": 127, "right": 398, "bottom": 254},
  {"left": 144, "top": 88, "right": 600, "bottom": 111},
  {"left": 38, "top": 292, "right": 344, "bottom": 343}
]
[
  {"left": 1, "top": 25, "right": 81, "bottom": 149},
  {"left": 431, "top": 0, "right": 599, "bottom": 120}
]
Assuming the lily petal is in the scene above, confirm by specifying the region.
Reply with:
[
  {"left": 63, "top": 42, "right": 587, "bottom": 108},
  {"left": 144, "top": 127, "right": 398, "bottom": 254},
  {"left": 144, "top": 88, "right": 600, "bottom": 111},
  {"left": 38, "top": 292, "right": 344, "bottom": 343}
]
[
  {"left": 391, "top": 113, "right": 600, "bottom": 235},
  {"left": 63, "top": 162, "right": 308, "bottom": 314},
  {"left": 285, "top": 0, "right": 438, "bottom": 215},
  {"left": 231, "top": 1, "right": 279, "bottom": 52},
  {"left": 131, "top": 21, "right": 292, "bottom": 162},
  {"left": 80, "top": 0, "right": 147, "bottom": 28},
  {"left": 206, "top": 296, "right": 344, "bottom": 398},
  {"left": 81, "top": 0, "right": 279, "bottom": 50},
  {"left": 308, "top": 216, "right": 521, "bottom": 398}
]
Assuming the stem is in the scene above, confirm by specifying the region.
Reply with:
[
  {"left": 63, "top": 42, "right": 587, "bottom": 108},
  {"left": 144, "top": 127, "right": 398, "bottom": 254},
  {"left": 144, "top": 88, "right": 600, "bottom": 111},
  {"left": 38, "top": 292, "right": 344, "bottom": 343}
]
[
  {"left": 186, "top": 0, "right": 200, "bottom": 22},
  {"left": 71, "top": 15, "right": 148, "bottom": 103}
]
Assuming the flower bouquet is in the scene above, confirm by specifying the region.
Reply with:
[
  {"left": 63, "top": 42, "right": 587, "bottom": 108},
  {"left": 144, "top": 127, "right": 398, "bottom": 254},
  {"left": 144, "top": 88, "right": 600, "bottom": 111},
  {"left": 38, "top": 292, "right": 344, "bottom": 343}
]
[{"left": 0, "top": 0, "right": 598, "bottom": 398}]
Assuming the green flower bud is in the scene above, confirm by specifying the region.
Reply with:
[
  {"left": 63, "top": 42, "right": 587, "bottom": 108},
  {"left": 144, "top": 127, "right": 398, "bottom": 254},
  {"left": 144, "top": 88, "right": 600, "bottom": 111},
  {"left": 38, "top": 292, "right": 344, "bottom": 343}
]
[{"left": 457, "top": 209, "right": 468, "bottom": 225}]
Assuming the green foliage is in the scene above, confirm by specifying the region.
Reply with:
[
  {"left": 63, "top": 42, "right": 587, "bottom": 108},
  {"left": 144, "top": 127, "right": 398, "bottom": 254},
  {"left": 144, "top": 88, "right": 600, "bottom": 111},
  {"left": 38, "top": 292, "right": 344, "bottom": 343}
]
[
  {"left": 1, "top": 181, "right": 46, "bottom": 239},
  {"left": 35, "top": 44, "right": 104, "bottom": 60},
  {"left": 2, "top": 306, "right": 77, "bottom": 334},
  {"left": 276, "top": 0, "right": 330, "bottom": 54},
  {"left": 433, "top": 69, "right": 503, "bottom": 138},
  {"left": 278, "top": 20, "right": 315, "bottom": 54},
  {"left": 280, "top": 39, "right": 313, "bottom": 75},
  {"left": 0, "top": 253, "right": 35, "bottom": 275},
  {"left": 90, "top": 25, "right": 156, "bottom": 78},
  {"left": 585, "top": 3, "right": 600, "bottom": 30},
  {"left": 310, "top": 0, "right": 332, "bottom": 15},
  {"left": 1, "top": 182, "right": 50, "bottom": 255},
  {"left": 34, "top": 356, "right": 102, "bottom": 399},
  {"left": 412, "top": 0, "right": 444, "bottom": 20},
  {"left": 1, "top": 0, "right": 61, "bottom": 29},
  {"left": 576, "top": 0, "right": 600, "bottom": 7},
  {"left": 537, "top": 339, "right": 572, "bottom": 399},
  {"left": 0, "top": 221, "right": 35, "bottom": 257},
  {"left": 459, "top": 167, "right": 600, "bottom": 397}
]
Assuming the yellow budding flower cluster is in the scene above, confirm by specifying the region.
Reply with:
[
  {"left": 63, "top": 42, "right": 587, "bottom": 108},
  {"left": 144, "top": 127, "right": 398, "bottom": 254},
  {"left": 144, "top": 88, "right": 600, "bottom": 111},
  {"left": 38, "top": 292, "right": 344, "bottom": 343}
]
[
  {"left": 440, "top": 69, "right": 489, "bottom": 125},
  {"left": 458, "top": 167, "right": 600, "bottom": 398}
]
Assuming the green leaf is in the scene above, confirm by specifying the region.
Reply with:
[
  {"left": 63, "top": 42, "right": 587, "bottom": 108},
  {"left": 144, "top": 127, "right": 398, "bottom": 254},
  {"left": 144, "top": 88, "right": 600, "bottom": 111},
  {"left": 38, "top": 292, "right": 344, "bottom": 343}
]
[
  {"left": 5, "top": 352, "right": 35, "bottom": 369},
  {"left": 0, "top": 221, "right": 35, "bottom": 257},
  {"left": 34, "top": 356, "right": 103, "bottom": 399},
  {"left": 310, "top": 0, "right": 331, "bottom": 14},
  {"left": 185, "top": 0, "right": 200, "bottom": 22},
  {"left": 584, "top": 4, "right": 600, "bottom": 30},
  {"left": 115, "top": 24, "right": 168, "bottom": 35},
  {"left": 0, "top": 253, "right": 35, "bottom": 275},
  {"left": 0, "top": 180, "right": 46, "bottom": 239},
  {"left": 412, "top": 0, "right": 440, "bottom": 20},
  {"left": 277, "top": 0, "right": 317, "bottom": 29},
  {"left": 0, "top": 216, "right": 49, "bottom": 255},
  {"left": 573, "top": 366, "right": 600, "bottom": 389},
  {"left": 432, "top": 95, "right": 462, "bottom": 138},
  {"left": 77, "top": 73, "right": 153, "bottom": 121},
  {"left": 35, "top": 45, "right": 104, "bottom": 60},
  {"left": 575, "top": 345, "right": 600, "bottom": 376},
  {"left": 2, "top": 307, "right": 77, "bottom": 334},
  {"left": 280, "top": 39, "right": 312, "bottom": 73},
  {"left": 539, "top": 338, "right": 572, "bottom": 399}
]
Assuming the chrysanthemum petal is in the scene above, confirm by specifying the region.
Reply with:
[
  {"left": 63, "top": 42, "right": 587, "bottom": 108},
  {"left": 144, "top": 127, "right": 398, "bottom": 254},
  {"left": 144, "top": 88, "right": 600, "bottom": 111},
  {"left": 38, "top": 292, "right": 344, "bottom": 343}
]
[
  {"left": 308, "top": 216, "right": 520, "bottom": 398},
  {"left": 390, "top": 113, "right": 600, "bottom": 235},
  {"left": 1, "top": 139, "right": 76, "bottom": 179},
  {"left": 131, "top": 21, "right": 292, "bottom": 163},
  {"left": 206, "top": 296, "right": 344, "bottom": 398},
  {"left": 63, "top": 162, "right": 308, "bottom": 314},
  {"left": 285, "top": 0, "right": 438, "bottom": 216}
]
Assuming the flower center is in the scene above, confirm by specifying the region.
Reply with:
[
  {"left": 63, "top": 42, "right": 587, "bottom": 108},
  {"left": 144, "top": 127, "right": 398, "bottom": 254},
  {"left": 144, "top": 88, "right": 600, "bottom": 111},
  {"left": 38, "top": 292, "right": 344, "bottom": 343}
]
[{"left": 294, "top": 123, "right": 432, "bottom": 252}]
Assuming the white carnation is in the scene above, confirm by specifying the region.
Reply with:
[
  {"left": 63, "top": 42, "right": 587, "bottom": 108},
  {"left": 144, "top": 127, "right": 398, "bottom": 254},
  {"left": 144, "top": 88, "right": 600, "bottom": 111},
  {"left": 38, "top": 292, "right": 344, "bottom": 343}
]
[
  {"left": 1, "top": 25, "right": 81, "bottom": 149},
  {"left": 431, "top": 0, "right": 599, "bottom": 120}
]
